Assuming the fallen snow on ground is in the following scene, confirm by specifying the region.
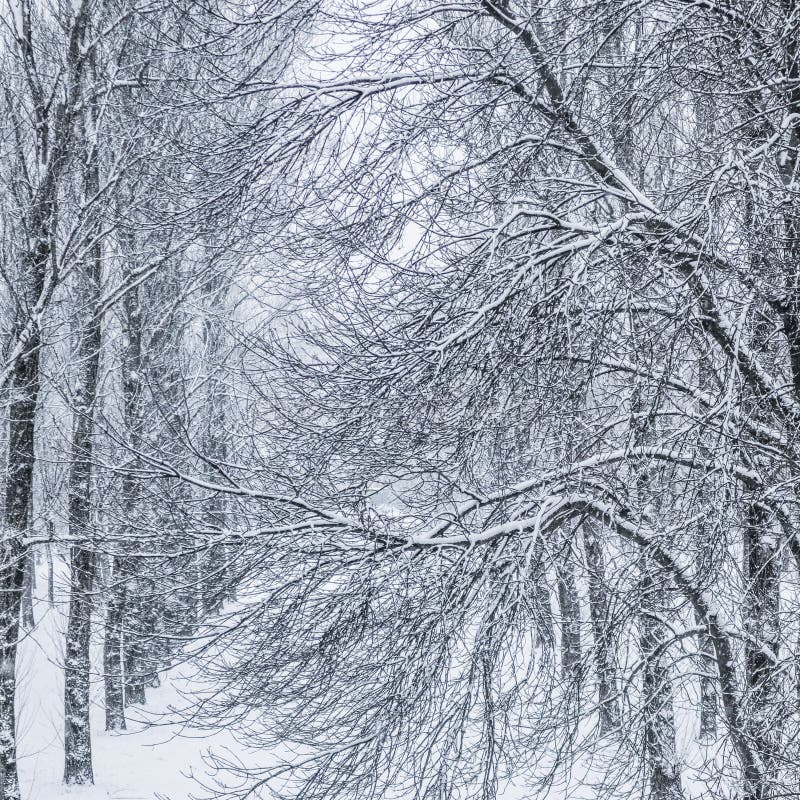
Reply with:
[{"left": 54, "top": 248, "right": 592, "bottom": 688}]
[
  {"left": 17, "top": 557, "right": 244, "bottom": 800},
  {"left": 14, "top": 556, "right": 733, "bottom": 800}
]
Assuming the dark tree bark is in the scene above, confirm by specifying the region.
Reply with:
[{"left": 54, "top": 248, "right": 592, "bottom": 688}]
[
  {"left": 639, "top": 552, "right": 683, "bottom": 800},
  {"left": 63, "top": 547, "right": 96, "bottom": 784},
  {"left": 123, "top": 590, "right": 147, "bottom": 706},
  {"left": 103, "top": 242, "right": 145, "bottom": 722},
  {"left": 628, "top": 378, "right": 683, "bottom": 800},
  {"left": 742, "top": 505, "right": 781, "bottom": 781},
  {"left": 0, "top": 362, "right": 36, "bottom": 800},
  {"left": 583, "top": 523, "right": 619, "bottom": 734},
  {"left": 63, "top": 147, "right": 103, "bottom": 783},
  {"left": 20, "top": 552, "right": 35, "bottom": 630},
  {"left": 199, "top": 275, "right": 232, "bottom": 615},
  {"left": 45, "top": 535, "right": 55, "bottom": 607},
  {"left": 0, "top": 186, "right": 49, "bottom": 800},
  {"left": 534, "top": 576, "right": 554, "bottom": 656},
  {"left": 1, "top": 5, "right": 92, "bottom": 792},
  {"left": 528, "top": 535, "right": 554, "bottom": 659},
  {"left": 556, "top": 558, "right": 581, "bottom": 684},
  {"left": 694, "top": 355, "right": 717, "bottom": 741},
  {"left": 695, "top": 513, "right": 717, "bottom": 742},
  {"left": 697, "top": 621, "right": 717, "bottom": 741},
  {"left": 103, "top": 556, "right": 126, "bottom": 731}
]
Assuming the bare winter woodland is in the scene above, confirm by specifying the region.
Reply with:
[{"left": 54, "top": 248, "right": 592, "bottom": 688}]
[{"left": 2, "top": 1, "right": 800, "bottom": 799}]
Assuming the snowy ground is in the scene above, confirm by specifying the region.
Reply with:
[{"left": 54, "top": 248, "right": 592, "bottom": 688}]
[
  {"left": 17, "top": 557, "right": 244, "bottom": 800},
  {"left": 15, "top": 556, "right": 732, "bottom": 800}
]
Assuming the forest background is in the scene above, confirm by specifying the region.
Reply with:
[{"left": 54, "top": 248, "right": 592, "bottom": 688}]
[{"left": 3, "top": 2, "right": 800, "bottom": 800}]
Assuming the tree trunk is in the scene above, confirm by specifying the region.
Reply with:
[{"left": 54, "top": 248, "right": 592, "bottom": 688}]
[
  {"left": 627, "top": 369, "right": 683, "bottom": 800},
  {"left": 640, "top": 552, "right": 683, "bottom": 800},
  {"left": 556, "top": 559, "right": 581, "bottom": 684},
  {"left": 0, "top": 340, "right": 41, "bottom": 800},
  {"left": 103, "top": 236, "right": 146, "bottom": 723},
  {"left": 697, "top": 620, "right": 717, "bottom": 741},
  {"left": 694, "top": 356, "right": 717, "bottom": 741},
  {"left": 583, "top": 523, "right": 619, "bottom": 734},
  {"left": 528, "top": 535, "right": 554, "bottom": 661},
  {"left": 742, "top": 505, "right": 781, "bottom": 784},
  {"left": 20, "top": 552, "right": 35, "bottom": 630},
  {"left": 122, "top": 564, "right": 147, "bottom": 706},
  {"left": 696, "top": 524, "right": 717, "bottom": 742},
  {"left": 0, "top": 6, "right": 92, "bottom": 793},
  {"left": 45, "top": 531, "right": 55, "bottom": 606},
  {"left": 63, "top": 97, "right": 103, "bottom": 784},
  {"left": 63, "top": 548, "right": 96, "bottom": 784},
  {"left": 196, "top": 270, "right": 231, "bottom": 616},
  {"left": 103, "top": 556, "right": 126, "bottom": 731},
  {"left": 123, "top": 601, "right": 147, "bottom": 707},
  {"left": 534, "top": 576, "right": 554, "bottom": 656}
]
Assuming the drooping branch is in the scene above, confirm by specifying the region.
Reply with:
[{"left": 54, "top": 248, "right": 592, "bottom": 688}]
[
  {"left": 411, "top": 489, "right": 766, "bottom": 797},
  {"left": 479, "top": 0, "right": 800, "bottom": 430}
]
